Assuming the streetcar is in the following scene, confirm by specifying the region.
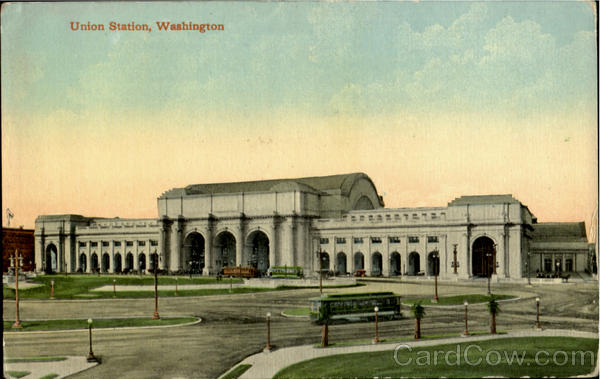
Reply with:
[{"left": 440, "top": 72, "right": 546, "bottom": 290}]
[{"left": 309, "top": 292, "right": 402, "bottom": 324}]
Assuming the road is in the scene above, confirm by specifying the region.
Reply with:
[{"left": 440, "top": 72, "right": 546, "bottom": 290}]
[{"left": 3, "top": 279, "right": 598, "bottom": 378}]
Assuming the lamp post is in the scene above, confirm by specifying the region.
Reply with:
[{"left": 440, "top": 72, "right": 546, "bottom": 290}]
[
  {"left": 535, "top": 297, "right": 542, "bottom": 329},
  {"left": 113, "top": 279, "right": 116, "bottom": 298},
  {"left": 152, "top": 252, "right": 160, "bottom": 320},
  {"left": 11, "top": 251, "right": 23, "bottom": 328},
  {"left": 264, "top": 312, "right": 272, "bottom": 352},
  {"left": 432, "top": 250, "right": 439, "bottom": 303},
  {"left": 316, "top": 248, "right": 324, "bottom": 295},
  {"left": 372, "top": 306, "right": 380, "bottom": 343},
  {"left": 229, "top": 275, "right": 233, "bottom": 293},
  {"left": 87, "top": 318, "right": 98, "bottom": 362},
  {"left": 452, "top": 244, "right": 458, "bottom": 274},
  {"left": 50, "top": 279, "right": 55, "bottom": 300},
  {"left": 463, "top": 300, "right": 469, "bottom": 336},
  {"left": 527, "top": 252, "right": 531, "bottom": 285},
  {"left": 175, "top": 277, "right": 178, "bottom": 296},
  {"left": 485, "top": 249, "right": 493, "bottom": 295}
]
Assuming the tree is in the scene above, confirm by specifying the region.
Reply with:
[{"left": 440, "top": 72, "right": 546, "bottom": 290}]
[
  {"left": 411, "top": 302, "right": 426, "bottom": 339},
  {"left": 487, "top": 295, "right": 500, "bottom": 334}
]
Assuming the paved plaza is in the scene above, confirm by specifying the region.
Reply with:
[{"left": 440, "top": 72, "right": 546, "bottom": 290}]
[{"left": 3, "top": 278, "right": 598, "bottom": 378}]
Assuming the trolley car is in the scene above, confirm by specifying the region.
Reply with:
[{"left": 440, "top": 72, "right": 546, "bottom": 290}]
[{"left": 309, "top": 292, "right": 402, "bottom": 324}]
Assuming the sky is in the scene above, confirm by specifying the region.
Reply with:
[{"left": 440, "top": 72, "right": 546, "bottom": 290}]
[{"left": 1, "top": 1, "right": 597, "bottom": 233}]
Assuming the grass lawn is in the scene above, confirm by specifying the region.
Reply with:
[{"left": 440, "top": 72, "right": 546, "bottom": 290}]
[
  {"left": 6, "top": 371, "right": 30, "bottom": 378},
  {"left": 5, "top": 357, "right": 67, "bottom": 363},
  {"left": 402, "top": 294, "right": 515, "bottom": 306},
  {"left": 3, "top": 317, "right": 196, "bottom": 331},
  {"left": 276, "top": 337, "right": 598, "bottom": 378},
  {"left": 221, "top": 364, "right": 252, "bottom": 379},
  {"left": 282, "top": 307, "right": 311, "bottom": 316},
  {"left": 38, "top": 374, "right": 59, "bottom": 379}
]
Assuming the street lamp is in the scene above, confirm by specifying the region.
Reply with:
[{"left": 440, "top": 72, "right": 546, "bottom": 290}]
[
  {"left": 372, "top": 306, "right": 380, "bottom": 343},
  {"left": 432, "top": 250, "right": 439, "bottom": 303},
  {"left": 485, "top": 249, "right": 494, "bottom": 295},
  {"left": 87, "top": 318, "right": 98, "bottom": 362},
  {"left": 175, "top": 277, "right": 178, "bottom": 296},
  {"left": 535, "top": 297, "right": 542, "bottom": 329},
  {"left": 463, "top": 300, "right": 469, "bottom": 336},
  {"left": 50, "top": 279, "right": 55, "bottom": 300},
  {"left": 152, "top": 252, "right": 160, "bottom": 320},
  {"left": 264, "top": 312, "right": 272, "bottom": 352},
  {"left": 527, "top": 252, "right": 531, "bottom": 285},
  {"left": 316, "top": 248, "right": 324, "bottom": 295},
  {"left": 452, "top": 244, "right": 459, "bottom": 274},
  {"left": 10, "top": 251, "right": 23, "bottom": 328},
  {"left": 113, "top": 279, "right": 116, "bottom": 298}
]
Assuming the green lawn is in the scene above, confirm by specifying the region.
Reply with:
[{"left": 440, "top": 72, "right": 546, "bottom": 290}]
[
  {"left": 6, "top": 371, "right": 30, "bottom": 378},
  {"left": 282, "top": 307, "right": 311, "bottom": 316},
  {"left": 402, "top": 294, "right": 515, "bottom": 306},
  {"left": 276, "top": 337, "right": 598, "bottom": 378},
  {"left": 5, "top": 356, "right": 67, "bottom": 363},
  {"left": 221, "top": 364, "right": 252, "bottom": 379},
  {"left": 38, "top": 374, "right": 59, "bottom": 379},
  {"left": 3, "top": 317, "right": 196, "bottom": 331}
]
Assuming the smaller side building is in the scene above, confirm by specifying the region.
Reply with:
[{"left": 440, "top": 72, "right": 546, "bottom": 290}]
[
  {"left": 529, "top": 222, "right": 589, "bottom": 276},
  {"left": 2, "top": 227, "right": 35, "bottom": 272}
]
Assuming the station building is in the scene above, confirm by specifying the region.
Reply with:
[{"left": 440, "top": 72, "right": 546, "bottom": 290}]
[{"left": 34, "top": 173, "right": 590, "bottom": 280}]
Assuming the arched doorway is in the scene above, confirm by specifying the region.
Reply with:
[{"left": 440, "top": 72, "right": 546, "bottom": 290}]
[
  {"left": 91, "top": 253, "right": 99, "bottom": 272},
  {"left": 79, "top": 253, "right": 87, "bottom": 273},
  {"left": 354, "top": 252, "right": 365, "bottom": 271},
  {"left": 321, "top": 252, "right": 330, "bottom": 271},
  {"left": 390, "top": 252, "right": 401, "bottom": 276},
  {"left": 125, "top": 253, "right": 134, "bottom": 272},
  {"left": 45, "top": 244, "right": 57, "bottom": 274},
  {"left": 472, "top": 236, "right": 495, "bottom": 277},
  {"left": 139, "top": 254, "right": 146, "bottom": 272},
  {"left": 183, "top": 232, "right": 205, "bottom": 275},
  {"left": 215, "top": 232, "right": 236, "bottom": 271},
  {"left": 150, "top": 252, "right": 159, "bottom": 270},
  {"left": 114, "top": 253, "right": 122, "bottom": 273},
  {"left": 408, "top": 252, "right": 420, "bottom": 275},
  {"left": 371, "top": 252, "right": 382, "bottom": 276},
  {"left": 101, "top": 253, "right": 110, "bottom": 273},
  {"left": 247, "top": 231, "right": 270, "bottom": 276},
  {"left": 336, "top": 252, "right": 347, "bottom": 275},
  {"left": 427, "top": 252, "right": 440, "bottom": 276}
]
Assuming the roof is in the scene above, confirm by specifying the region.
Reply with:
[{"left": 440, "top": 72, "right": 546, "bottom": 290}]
[
  {"left": 531, "top": 222, "right": 588, "bottom": 242},
  {"left": 160, "top": 173, "right": 377, "bottom": 198},
  {"left": 448, "top": 194, "right": 520, "bottom": 206}
]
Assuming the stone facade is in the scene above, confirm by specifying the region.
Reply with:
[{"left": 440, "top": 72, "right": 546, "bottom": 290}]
[{"left": 33, "top": 173, "right": 589, "bottom": 280}]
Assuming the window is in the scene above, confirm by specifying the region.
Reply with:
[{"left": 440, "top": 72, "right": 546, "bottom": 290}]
[
  {"left": 126, "top": 241, "right": 134, "bottom": 246},
  {"left": 544, "top": 258, "right": 552, "bottom": 272},
  {"left": 78, "top": 241, "right": 86, "bottom": 248},
  {"left": 336, "top": 237, "right": 346, "bottom": 244},
  {"left": 386, "top": 214, "right": 391, "bottom": 220},
  {"left": 114, "top": 241, "right": 121, "bottom": 247},
  {"left": 320, "top": 238, "right": 329, "bottom": 244},
  {"left": 431, "top": 213, "right": 437, "bottom": 219},
  {"left": 150, "top": 240, "right": 158, "bottom": 246},
  {"left": 371, "top": 237, "right": 382, "bottom": 244},
  {"left": 565, "top": 259, "right": 573, "bottom": 272},
  {"left": 377, "top": 215, "right": 383, "bottom": 221},
  {"left": 427, "top": 236, "right": 439, "bottom": 243},
  {"left": 360, "top": 216, "right": 365, "bottom": 221},
  {"left": 354, "top": 237, "right": 363, "bottom": 244},
  {"left": 351, "top": 216, "right": 356, "bottom": 221},
  {"left": 389, "top": 237, "right": 401, "bottom": 244},
  {"left": 102, "top": 241, "right": 109, "bottom": 247},
  {"left": 91, "top": 242, "right": 98, "bottom": 247},
  {"left": 138, "top": 241, "right": 146, "bottom": 246},
  {"left": 368, "top": 215, "right": 373, "bottom": 221},
  {"left": 412, "top": 214, "right": 418, "bottom": 220},
  {"left": 408, "top": 236, "right": 419, "bottom": 243}
]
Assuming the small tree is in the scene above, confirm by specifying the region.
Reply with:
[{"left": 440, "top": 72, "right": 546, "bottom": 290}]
[
  {"left": 411, "top": 302, "right": 426, "bottom": 339},
  {"left": 487, "top": 295, "right": 500, "bottom": 334}
]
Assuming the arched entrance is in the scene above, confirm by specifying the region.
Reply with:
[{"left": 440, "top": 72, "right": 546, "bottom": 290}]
[
  {"left": 139, "top": 254, "right": 146, "bottom": 271},
  {"left": 408, "top": 252, "right": 420, "bottom": 275},
  {"left": 79, "top": 253, "right": 87, "bottom": 273},
  {"left": 91, "top": 253, "right": 99, "bottom": 272},
  {"left": 125, "top": 253, "right": 134, "bottom": 272},
  {"left": 354, "top": 252, "right": 365, "bottom": 271},
  {"left": 150, "top": 252, "right": 158, "bottom": 270},
  {"left": 101, "top": 253, "right": 110, "bottom": 273},
  {"left": 321, "top": 252, "right": 330, "bottom": 271},
  {"left": 390, "top": 252, "right": 401, "bottom": 276},
  {"left": 371, "top": 252, "right": 382, "bottom": 276},
  {"left": 427, "top": 252, "right": 440, "bottom": 276},
  {"left": 114, "top": 253, "right": 122, "bottom": 273},
  {"left": 183, "top": 232, "right": 205, "bottom": 275},
  {"left": 336, "top": 252, "right": 347, "bottom": 275},
  {"left": 247, "top": 231, "right": 270, "bottom": 276},
  {"left": 45, "top": 244, "right": 57, "bottom": 274},
  {"left": 215, "top": 232, "right": 236, "bottom": 271},
  {"left": 472, "top": 236, "right": 496, "bottom": 277}
]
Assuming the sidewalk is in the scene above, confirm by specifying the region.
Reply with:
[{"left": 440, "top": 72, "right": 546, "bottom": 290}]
[
  {"left": 232, "top": 329, "right": 599, "bottom": 379},
  {"left": 4, "top": 356, "right": 98, "bottom": 379}
]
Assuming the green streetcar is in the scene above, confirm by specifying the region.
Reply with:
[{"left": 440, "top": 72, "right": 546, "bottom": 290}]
[{"left": 310, "top": 292, "right": 402, "bottom": 324}]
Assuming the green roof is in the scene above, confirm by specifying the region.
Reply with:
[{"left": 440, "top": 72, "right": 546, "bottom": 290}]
[
  {"left": 160, "top": 173, "right": 377, "bottom": 198},
  {"left": 531, "top": 222, "right": 588, "bottom": 242}
]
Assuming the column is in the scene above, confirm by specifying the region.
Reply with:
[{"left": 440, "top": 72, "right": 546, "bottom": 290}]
[
  {"left": 203, "top": 224, "right": 213, "bottom": 275},
  {"left": 282, "top": 217, "right": 295, "bottom": 266},
  {"left": 269, "top": 218, "right": 278, "bottom": 268},
  {"left": 496, "top": 232, "right": 505, "bottom": 278},
  {"left": 86, "top": 241, "right": 92, "bottom": 273},
  {"left": 365, "top": 237, "right": 372, "bottom": 275},
  {"left": 383, "top": 235, "right": 390, "bottom": 277},
  {"left": 236, "top": 219, "right": 244, "bottom": 267},
  {"left": 296, "top": 219, "right": 305, "bottom": 269},
  {"left": 134, "top": 240, "right": 140, "bottom": 271},
  {"left": 36, "top": 236, "right": 44, "bottom": 273},
  {"left": 462, "top": 232, "right": 470, "bottom": 278},
  {"left": 109, "top": 240, "right": 115, "bottom": 273},
  {"left": 57, "top": 235, "right": 64, "bottom": 273},
  {"left": 170, "top": 219, "right": 182, "bottom": 271},
  {"left": 349, "top": 236, "right": 355, "bottom": 274},
  {"left": 158, "top": 220, "right": 167, "bottom": 270}
]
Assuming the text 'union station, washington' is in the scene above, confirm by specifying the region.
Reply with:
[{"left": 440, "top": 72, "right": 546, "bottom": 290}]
[{"left": 34, "top": 173, "right": 592, "bottom": 280}]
